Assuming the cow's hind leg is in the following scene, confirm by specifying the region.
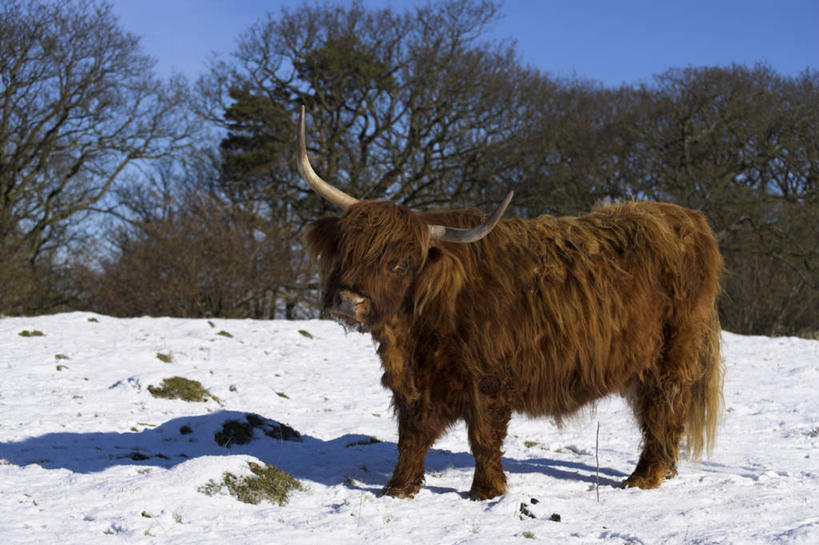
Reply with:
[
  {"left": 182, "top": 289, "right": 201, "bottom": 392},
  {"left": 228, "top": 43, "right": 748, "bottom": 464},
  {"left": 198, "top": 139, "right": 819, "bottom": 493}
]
[
  {"left": 625, "top": 374, "right": 691, "bottom": 489},
  {"left": 465, "top": 399, "right": 512, "bottom": 500},
  {"left": 625, "top": 322, "right": 702, "bottom": 489}
]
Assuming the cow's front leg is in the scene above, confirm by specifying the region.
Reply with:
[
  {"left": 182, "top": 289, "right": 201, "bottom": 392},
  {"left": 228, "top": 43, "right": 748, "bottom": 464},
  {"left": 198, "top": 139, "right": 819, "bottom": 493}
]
[
  {"left": 381, "top": 402, "right": 447, "bottom": 499},
  {"left": 466, "top": 399, "right": 512, "bottom": 500}
]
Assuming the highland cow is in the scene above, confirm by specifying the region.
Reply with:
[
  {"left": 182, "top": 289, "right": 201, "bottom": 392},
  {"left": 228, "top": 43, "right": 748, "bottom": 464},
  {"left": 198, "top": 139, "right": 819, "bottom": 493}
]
[{"left": 297, "top": 107, "right": 724, "bottom": 500}]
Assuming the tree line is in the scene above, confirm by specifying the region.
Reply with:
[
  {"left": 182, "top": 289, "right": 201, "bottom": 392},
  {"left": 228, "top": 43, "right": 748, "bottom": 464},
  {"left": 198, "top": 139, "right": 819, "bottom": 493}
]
[{"left": 1, "top": 0, "right": 816, "bottom": 337}]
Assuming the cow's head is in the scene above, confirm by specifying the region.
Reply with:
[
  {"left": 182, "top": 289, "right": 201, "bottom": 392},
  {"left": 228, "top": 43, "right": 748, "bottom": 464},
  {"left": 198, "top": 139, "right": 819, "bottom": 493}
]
[{"left": 297, "top": 106, "right": 512, "bottom": 330}]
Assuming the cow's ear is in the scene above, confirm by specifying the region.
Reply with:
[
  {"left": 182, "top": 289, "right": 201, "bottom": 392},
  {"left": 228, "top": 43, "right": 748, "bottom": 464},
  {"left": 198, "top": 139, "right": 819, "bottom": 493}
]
[{"left": 304, "top": 217, "right": 340, "bottom": 277}]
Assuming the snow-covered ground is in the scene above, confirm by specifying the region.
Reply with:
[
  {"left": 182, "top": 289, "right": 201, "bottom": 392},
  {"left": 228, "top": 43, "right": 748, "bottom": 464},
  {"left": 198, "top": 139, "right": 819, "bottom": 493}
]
[{"left": 1, "top": 313, "right": 817, "bottom": 544}]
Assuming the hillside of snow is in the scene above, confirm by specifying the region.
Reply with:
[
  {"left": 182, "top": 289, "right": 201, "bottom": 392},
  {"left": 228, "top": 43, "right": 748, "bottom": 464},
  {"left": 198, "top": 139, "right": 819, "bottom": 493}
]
[{"left": 1, "top": 313, "right": 817, "bottom": 544}]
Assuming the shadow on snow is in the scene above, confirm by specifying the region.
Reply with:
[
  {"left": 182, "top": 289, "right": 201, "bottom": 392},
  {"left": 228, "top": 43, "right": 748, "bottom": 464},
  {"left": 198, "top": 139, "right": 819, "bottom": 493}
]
[{"left": 0, "top": 410, "right": 627, "bottom": 493}]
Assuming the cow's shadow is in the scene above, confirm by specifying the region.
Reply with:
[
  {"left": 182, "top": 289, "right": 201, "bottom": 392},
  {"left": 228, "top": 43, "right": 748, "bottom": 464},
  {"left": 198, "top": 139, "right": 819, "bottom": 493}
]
[{"left": 0, "top": 410, "right": 626, "bottom": 494}]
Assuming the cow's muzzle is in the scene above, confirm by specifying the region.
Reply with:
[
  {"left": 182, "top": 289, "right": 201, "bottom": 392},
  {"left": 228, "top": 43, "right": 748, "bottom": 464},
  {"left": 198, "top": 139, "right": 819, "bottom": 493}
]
[{"left": 329, "top": 289, "right": 371, "bottom": 324}]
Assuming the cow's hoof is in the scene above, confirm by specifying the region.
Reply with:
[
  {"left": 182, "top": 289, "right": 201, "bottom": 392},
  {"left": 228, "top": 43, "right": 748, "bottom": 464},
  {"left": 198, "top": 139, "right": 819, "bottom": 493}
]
[
  {"left": 622, "top": 472, "right": 663, "bottom": 489},
  {"left": 468, "top": 485, "right": 506, "bottom": 501},
  {"left": 379, "top": 484, "right": 419, "bottom": 499}
]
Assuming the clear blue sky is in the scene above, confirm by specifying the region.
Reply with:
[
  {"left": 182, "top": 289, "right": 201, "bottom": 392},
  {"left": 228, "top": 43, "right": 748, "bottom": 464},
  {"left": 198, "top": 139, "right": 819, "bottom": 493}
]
[{"left": 112, "top": 0, "right": 818, "bottom": 87}]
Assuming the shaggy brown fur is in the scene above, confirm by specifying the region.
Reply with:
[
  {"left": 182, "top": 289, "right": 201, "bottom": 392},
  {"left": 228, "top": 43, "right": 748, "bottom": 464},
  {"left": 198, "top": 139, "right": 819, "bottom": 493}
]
[{"left": 305, "top": 199, "right": 725, "bottom": 500}]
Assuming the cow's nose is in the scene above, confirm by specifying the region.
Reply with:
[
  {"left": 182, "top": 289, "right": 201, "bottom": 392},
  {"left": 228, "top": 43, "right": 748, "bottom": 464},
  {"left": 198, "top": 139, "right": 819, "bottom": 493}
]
[{"left": 332, "top": 289, "right": 367, "bottom": 321}]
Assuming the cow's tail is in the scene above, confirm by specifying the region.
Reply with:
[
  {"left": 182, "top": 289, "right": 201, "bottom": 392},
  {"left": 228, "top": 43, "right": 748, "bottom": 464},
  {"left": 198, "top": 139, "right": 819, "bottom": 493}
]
[{"left": 685, "top": 305, "right": 725, "bottom": 460}]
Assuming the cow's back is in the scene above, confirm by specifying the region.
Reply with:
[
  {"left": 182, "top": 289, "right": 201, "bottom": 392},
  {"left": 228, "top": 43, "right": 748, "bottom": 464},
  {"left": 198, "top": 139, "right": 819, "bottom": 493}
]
[{"left": 414, "top": 201, "right": 722, "bottom": 419}]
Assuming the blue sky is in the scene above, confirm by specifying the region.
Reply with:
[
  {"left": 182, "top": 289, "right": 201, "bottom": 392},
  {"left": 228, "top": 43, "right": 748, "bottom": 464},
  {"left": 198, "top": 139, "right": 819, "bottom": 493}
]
[{"left": 112, "top": 0, "right": 818, "bottom": 87}]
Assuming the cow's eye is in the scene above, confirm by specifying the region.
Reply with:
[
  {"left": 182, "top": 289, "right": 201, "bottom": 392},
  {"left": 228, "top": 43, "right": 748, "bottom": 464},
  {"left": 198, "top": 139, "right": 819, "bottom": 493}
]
[{"left": 391, "top": 260, "right": 411, "bottom": 275}]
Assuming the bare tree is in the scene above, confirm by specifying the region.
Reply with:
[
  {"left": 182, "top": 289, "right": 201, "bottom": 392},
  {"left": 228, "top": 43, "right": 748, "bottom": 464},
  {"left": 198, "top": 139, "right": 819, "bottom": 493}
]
[
  {"left": 623, "top": 65, "right": 819, "bottom": 335},
  {"left": 196, "top": 0, "right": 531, "bottom": 214},
  {"left": 0, "top": 0, "right": 197, "bottom": 312},
  {"left": 74, "top": 152, "right": 315, "bottom": 319}
]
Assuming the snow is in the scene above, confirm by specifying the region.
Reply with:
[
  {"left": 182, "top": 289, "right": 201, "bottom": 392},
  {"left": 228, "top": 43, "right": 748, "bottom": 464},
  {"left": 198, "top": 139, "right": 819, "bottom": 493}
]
[{"left": 1, "top": 312, "right": 817, "bottom": 544}]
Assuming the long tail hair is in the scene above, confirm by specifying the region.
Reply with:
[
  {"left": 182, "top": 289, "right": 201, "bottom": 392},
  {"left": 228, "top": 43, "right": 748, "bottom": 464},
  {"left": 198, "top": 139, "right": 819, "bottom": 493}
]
[{"left": 685, "top": 306, "right": 725, "bottom": 459}]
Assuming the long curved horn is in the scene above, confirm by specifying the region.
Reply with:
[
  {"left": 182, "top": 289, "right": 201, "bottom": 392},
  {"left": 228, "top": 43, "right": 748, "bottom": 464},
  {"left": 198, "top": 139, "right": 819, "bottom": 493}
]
[
  {"left": 428, "top": 191, "right": 514, "bottom": 243},
  {"left": 297, "top": 105, "right": 359, "bottom": 210}
]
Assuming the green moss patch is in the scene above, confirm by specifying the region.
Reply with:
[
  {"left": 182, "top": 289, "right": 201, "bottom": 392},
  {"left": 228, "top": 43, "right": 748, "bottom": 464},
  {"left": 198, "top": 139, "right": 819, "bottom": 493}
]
[
  {"left": 156, "top": 352, "right": 173, "bottom": 363},
  {"left": 18, "top": 330, "right": 44, "bottom": 337},
  {"left": 199, "top": 461, "right": 303, "bottom": 505},
  {"left": 147, "top": 377, "right": 220, "bottom": 403}
]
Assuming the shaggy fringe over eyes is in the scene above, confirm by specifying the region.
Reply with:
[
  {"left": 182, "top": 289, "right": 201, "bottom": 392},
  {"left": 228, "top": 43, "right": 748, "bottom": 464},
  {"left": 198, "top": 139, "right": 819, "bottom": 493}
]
[{"left": 338, "top": 202, "right": 429, "bottom": 268}]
